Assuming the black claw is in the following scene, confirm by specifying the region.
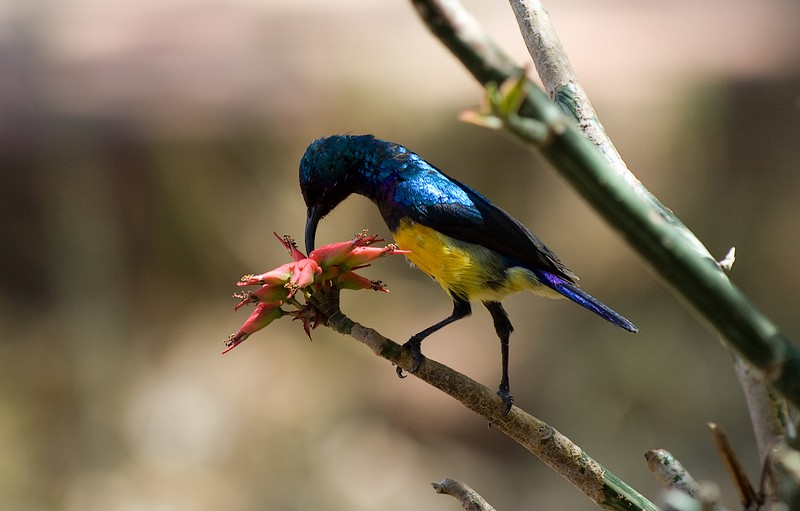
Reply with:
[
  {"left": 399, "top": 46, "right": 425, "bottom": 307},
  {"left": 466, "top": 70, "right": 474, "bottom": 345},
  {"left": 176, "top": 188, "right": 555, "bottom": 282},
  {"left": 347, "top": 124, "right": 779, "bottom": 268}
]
[
  {"left": 408, "top": 350, "right": 422, "bottom": 373},
  {"left": 395, "top": 300, "right": 470, "bottom": 380},
  {"left": 396, "top": 338, "right": 423, "bottom": 378},
  {"left": 497, "top": 387, "right": 514, "bottom": 415}
]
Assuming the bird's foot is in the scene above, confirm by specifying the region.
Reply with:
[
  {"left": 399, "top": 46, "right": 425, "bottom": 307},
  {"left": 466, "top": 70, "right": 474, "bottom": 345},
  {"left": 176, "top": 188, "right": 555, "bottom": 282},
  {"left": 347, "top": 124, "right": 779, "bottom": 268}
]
[
  {"left": 497, "top": 385, "right": 514, "bottom": 415},
  {"left": 396, "top": 338, "right": 423, "bottom": 379}
]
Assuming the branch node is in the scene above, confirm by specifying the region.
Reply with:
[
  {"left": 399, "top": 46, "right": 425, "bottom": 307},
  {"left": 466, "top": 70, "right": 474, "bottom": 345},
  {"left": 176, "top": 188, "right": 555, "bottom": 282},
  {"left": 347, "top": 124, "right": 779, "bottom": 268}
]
[{"left": 717, "top": 247, "right": 736, "bottom": 272}]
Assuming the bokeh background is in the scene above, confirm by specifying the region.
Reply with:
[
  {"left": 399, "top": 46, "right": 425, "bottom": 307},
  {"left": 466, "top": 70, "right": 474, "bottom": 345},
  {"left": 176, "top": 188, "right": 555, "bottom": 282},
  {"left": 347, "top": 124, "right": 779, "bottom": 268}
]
[{"left": 2, "top": 0, "right": 800, "bottom": 509}]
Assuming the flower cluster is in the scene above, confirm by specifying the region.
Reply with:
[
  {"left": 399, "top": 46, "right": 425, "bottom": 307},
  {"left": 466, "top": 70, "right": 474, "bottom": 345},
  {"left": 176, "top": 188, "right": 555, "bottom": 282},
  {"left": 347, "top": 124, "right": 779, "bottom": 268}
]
[{"left": 223, "top": 230, "right": 409, "bottom": 353}]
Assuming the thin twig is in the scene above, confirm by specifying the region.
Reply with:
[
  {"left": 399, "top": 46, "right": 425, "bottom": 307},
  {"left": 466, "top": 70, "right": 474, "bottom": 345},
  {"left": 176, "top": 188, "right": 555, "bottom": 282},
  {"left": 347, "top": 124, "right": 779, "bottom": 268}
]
[
  {"left": 733, "top": 356, "right": 788, "bottom": 464},
  {"left": 645, "top": 449, "right": 701, "bottom": 498},
  {"left": 707, "top": 422, "right": 757, "bottom": 508},
  {"left": 432, "top": 478, "right": 497, "bottom": 511},
  {"left": 645, "top": 450, "right": 729, "bottom": 511},
  {"left": 507, "top": 0, "right": 628, "bottom": 178},
  {"left": 308, "top": 286, "right": 659, "bottom": 511}
]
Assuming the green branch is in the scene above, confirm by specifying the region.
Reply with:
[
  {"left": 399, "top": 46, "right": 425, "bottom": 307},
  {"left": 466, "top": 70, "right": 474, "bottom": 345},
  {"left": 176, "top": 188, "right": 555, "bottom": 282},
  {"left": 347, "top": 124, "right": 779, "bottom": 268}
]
[
  {"left": 308, "top": 286, "right": 659, "bottom": 511},
  {"left": 410, "top": 0, "right": 800, "bottom": 409}
]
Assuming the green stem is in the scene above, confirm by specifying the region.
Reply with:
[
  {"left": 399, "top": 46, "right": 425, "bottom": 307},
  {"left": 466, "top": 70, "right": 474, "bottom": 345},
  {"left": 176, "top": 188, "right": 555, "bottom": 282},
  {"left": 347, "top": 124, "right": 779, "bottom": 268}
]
[{"left": 410, "top": 0, "right": 800, "bottom": 408}]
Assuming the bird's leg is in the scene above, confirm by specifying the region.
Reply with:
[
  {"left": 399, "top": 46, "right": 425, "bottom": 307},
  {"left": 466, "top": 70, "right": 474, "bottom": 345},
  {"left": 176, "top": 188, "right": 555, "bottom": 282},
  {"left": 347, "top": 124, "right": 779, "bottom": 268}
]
[
  {"left": 483, "top": 301, "right": 515, "bottom": 414},
  {"left": 397, "top": 298, "right": 471, "bottom": 377}
]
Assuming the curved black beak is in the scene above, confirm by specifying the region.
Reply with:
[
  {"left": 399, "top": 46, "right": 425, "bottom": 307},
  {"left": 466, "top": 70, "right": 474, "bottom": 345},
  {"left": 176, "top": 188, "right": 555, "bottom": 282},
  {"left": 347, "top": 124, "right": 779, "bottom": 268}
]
[{"left": 305, "top": 205, "right": 321, "bottom": 253}]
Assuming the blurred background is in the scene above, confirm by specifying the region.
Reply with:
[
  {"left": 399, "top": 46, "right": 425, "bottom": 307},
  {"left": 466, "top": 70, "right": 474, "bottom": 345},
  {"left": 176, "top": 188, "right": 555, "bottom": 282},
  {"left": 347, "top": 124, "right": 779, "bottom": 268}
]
[{"left": 2, "top": 0, "right": 799, "bottom": 509}]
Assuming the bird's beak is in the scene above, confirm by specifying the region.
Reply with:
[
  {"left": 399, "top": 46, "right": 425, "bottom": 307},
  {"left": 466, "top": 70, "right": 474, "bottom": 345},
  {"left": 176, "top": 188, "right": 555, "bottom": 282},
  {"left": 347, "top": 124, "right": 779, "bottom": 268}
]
[{"left": 305, "top": 205, "right": 321, "bottom": 253}]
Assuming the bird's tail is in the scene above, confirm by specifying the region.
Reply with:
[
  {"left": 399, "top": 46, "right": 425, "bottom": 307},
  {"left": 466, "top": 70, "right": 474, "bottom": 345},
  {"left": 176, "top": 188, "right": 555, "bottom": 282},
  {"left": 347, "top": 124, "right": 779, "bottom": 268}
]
[{"left": 534, "top": 270, "right": 638, "bottom": 333}]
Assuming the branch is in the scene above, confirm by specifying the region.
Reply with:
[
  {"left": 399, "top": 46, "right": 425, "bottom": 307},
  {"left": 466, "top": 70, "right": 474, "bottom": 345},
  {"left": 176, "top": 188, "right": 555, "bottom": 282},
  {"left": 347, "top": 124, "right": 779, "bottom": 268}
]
[
  {"left": 509, "top": 2, "right": 796, "bottom": 501},
  {"left": 432, "top": 478, "right": 497, "bottom": 511},
  {"left": 509, "top": 4, "right": 799, "bottom": 508},
  {"left": 707, "top": 423, "right": 757, "bottom": 508},
  {"left": 645, "top": 449, "right": 702, "bottom": 498},
  {"left": 308, "top": 286, "right": 659, "bottom": 511},
  {"left": 409, "top": 0, "right": 800, "bottom": 410},
  {"left": 733, "top": 356, "right": 789, "bottom": 463},
  {"left": 645, "top": 449, "right": 729, "bottom": 511},
  {"left": 508, "top": 0, "right": 626, "bottom": 177}
]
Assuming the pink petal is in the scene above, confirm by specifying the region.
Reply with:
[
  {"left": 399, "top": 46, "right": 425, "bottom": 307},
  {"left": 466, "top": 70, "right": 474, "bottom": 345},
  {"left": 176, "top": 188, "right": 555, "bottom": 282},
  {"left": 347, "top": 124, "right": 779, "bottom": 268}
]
[
  {"left": 309, "top": 231, "right": 384, "bottom": 267},
  {"left": 274, "top": 232, "right": 306, "bottom": 261},
  {"left": 336, "top": 271, "right": 389, "bottom": 292},
  {"left": 309, "top": 240, "right": 358, "bottom": 267},
  {"left": 289, "top": 259, "right": 322, "bottom": 290},
  {"left": 339, "top": 244, "right": 411, "bottom": 270},
  {"left": 222, "top": 301, "right": 285, "bottom": 353},
  {"left": 238, "top": 262, "right": 295, "bottom": 286},
  {"left": 242, "top": 284, "right": 290, "bottom": 306}
]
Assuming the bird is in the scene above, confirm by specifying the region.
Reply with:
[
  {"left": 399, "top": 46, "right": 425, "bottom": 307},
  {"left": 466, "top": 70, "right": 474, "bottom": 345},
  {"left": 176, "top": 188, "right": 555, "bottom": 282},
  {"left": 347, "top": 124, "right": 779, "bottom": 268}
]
[{"left": 300, "top": 134, "right": 637, "bottom": 413}]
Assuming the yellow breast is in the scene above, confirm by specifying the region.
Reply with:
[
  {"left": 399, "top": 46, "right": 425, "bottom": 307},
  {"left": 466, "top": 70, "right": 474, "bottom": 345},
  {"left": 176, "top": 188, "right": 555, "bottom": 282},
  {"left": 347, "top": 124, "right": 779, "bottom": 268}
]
[{"left": 392, "top": 219, "right": 562, "bottom": 302}]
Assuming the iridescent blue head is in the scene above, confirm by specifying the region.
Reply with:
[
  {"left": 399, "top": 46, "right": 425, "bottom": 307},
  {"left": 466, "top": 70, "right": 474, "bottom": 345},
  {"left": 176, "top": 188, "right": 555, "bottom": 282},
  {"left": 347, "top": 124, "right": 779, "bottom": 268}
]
[{"left": 300, "top": 134, "right": 386, "bottom": 252}]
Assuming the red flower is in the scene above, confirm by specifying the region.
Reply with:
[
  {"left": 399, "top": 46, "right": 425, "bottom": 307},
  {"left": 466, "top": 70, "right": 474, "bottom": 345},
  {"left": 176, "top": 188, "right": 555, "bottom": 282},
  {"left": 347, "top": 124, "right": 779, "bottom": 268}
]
[
  {"left": 336, "top": 272, "right": 389, "bottom": 292},
  {"left": 238, "top": 262, "right": 295, "bottom": 286},
  {"left": 232, "top": 284, "right": 289, "bottom": 311},
  {"left": 335, "top": 244, "right": 409, "bottom": 272},
  {"left": 308, "top": 230, "right": 383, "bottom": 267},
  {"left": 223, "top": 301, "right": 286, "bottom": 353},
  {"left": 222, "top": 230, "right": 409, "bottom": 353},
  {"left": 275, "top": 232, "right": 307, "bottom": 262},
  {"left": 288, "top": 258, "right": 322, "bottom": 297}
]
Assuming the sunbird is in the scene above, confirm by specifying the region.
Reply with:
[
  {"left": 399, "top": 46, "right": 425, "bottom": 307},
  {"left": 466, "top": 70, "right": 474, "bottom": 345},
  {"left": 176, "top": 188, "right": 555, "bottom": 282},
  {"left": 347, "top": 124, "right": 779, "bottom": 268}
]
[{"left": 300, "top": 134, "right": 637, "bottom": 412}]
